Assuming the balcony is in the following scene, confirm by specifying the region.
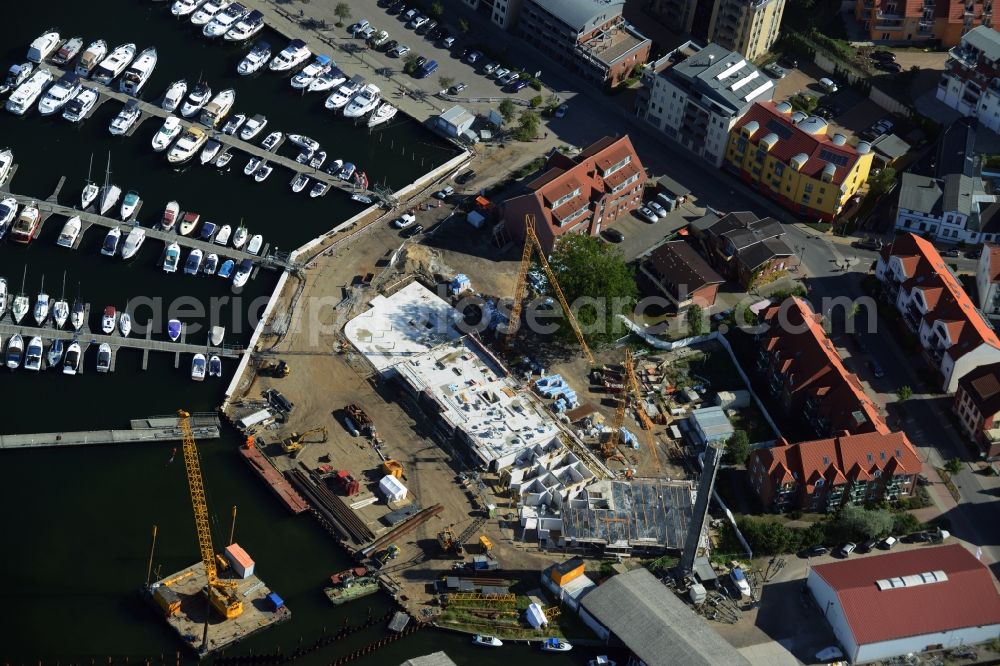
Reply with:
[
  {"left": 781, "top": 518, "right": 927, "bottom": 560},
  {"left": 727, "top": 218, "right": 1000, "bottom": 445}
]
[{"left": 950, "top": 44, "right": 981, "bottom": 68}]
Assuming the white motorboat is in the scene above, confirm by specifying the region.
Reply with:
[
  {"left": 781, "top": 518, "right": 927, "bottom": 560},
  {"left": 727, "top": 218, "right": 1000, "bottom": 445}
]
[
  {"left": 62, "top": 86, "right": 99, "bottom": 122},
  {"left": 101, "top": 306, "right": 116, "bottom": 334},
  {"left": 93, "top": 43, "right": 137, "bottom": 85},
  {"left": 200, "top": 140, "right": 222, "bottom": 165},
  {"left": 9, "top": 203, "right": 41, "bottom": 244},
  {"left": 171, "top": 0, "right": 207, "bottom": 17},
  {"left": 325, "top": 78, "right": 362, "bottom": 111},
  {"left": 288, "top": 134, "right": 320, "bottom": 153},
  {"left": 121, "top": 227, "right": 146, "bottom": 260},
  {"left": 6, "top": 69, "right": 54, "bottom": 115},
  {"left": 1, "top": 63, "right": 33, "bottom": 96},
  {"left": 239, "top": 113, "right": 267, "bottom": 140},
  {"left": 225, "top": 9, "right": 264, "bottom": 41},
  {"left": 254, "top": 163, "right": 272, "bottom": 182},
  {"left": 191, "top": 0, "right": 233, "bottom": 27},
  {"left": 309, "top": 181, "right": 328, "bottom": 198},
  {"left": 215, "top": 152, "right": 232, "bottom": 168},
  {"left": 204, "top": 2, "right": 250, "bottom": 37},
  {"left": 295, "top": 149, "right": 312, "bottom": 165},
  {"left": 291, "top": 55, "right": 332, "bottom": 89},
  {"left": 23, "top": 337, "right": 43, "bottom": 372},
  {"left": 268, "top": 39, "right": 310, "bottom": 72},
  {"left": 200, "top": 88, "right": 235, "bottom": 127},
  {"left": 6, "top": 334, "right": 24, "bottom": 369},
  {"left": 96, "top": 342, "right": 112, "bottom": 373},
  {"left": 232, "top": 224, "right": 248, "bottom": 248},
  {"left": 167, "top": 126, "right": 209, "bottom": 164},
  {"left": 0, "top": 197, "right": 16, "bottom": 237},
  {"left": 161, "top": 200, "right": 180, "bottom": 231},
  {"left": 101, "top": 227, "right": 122, "bottom": 257},
  {"left": 540, "top": 638, "right": 572, "bottom": 653},
  {"left": 70, "top": 292, "right": 85, "bottom": 331},
  {"left": 344, "top": 84, "right": 381, "bottom": 118},
  {"left": 232, "top": 258, "right": 253, "bottom": 287},
  {"left": 209, "top": 354, "right": 222, "bottom": 377},
  {"left": 152, "top": 116, "right": 182, "bottom": 152},
  {"left": 191, "top": 353, "right": 207, "bottom": 381},
  {"left": 184, "top": 248, "right": 204, "bottom": 275},
  {"left": 309, "top": 150, "right": 327, "bottom": 169},
  {"left": 109, "top": 99, "right": 141, "bottom": 136},
  {"left": 63, "top": 341, "right": 81, "bottom": 375},
  {"left": 75, "top": 40, "right": 108, "bottom": 76},
  {"left": 27, "top": 30, "right": 60, "bottom": 63},
  {"left": 0, "top": 150, "right": 13, "bottom": 189},
  {"left": 38, "top": 72, "right": 82, "bottom": 115},
  {"left": 98, "top": 153, "right": 121, "bottom": 216},
  {"left": 81, "top": 154, "right": 99, "bottom": 209},
  {"left": 120, "top": 190, "right": 141, "bottom": 220},
  {"left": 120, "top": 47, "right": 157, "bottom": 95},
  {"left": 203, "top": 253, "right": 219, "bottom": 275},
  {"left": 222, "top": 113, "right": 246, "bottom": 135},
  {"left": 162, "top": 79, "right": 188, "bottom": 112},
  {"left": 261, "top": 131, "right": 282, "bottom": 151},
  {"left": 214, "top": 224, "right": 231, "bottom": 245},
  {"left": 472, "top": 635, "right": 503, "bottom": 648},
  {"left": 307, "top": 66, "right": 346, "bottom": 92},
  {"left": 180, "top": 82, "right": 211, "bottom": 117},
  {"left": 210, "top": 326, "right": 225, "bottom": 345},
  {"left": 0, "top": 278, "right": 6, "bottom": 316},
  {"left": 56, "top": 216, "right": 81, "bottom": 248},
  {"left": 163, "top": 242, "right": 181, "bottom": 272},
  {"left": 47, "top": 339, "right": 64, "bottom": 367},
  {"left": 34, "top": 277, "right": 49, "bottom": 325},
  {"left": 237, "top": 40, "right": 271, "bottom": 75},
  {"left": 52, "top": 36, "right": 84, "bottom": 65},
  {"left": 243, "top": 156, "right": 261, "bottom": 176},
  {"left": 179, "top": 212, "right": 200, "bottom": 235},
  {"left": 246, "top": 234, "right": 263, "bottom": 255},
  {"left": 119, "top": 310, "right": 131, "bottom": 337},
  {"left": 368, "top": 102, "right": 398, "bottom": 128},
  {"left": 290, "top": 173, "right": 309, "bottom": 193}
]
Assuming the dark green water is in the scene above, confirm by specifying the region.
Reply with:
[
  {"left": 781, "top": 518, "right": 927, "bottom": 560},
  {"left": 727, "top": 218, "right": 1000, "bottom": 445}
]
[{"left": 0, "top": 3, "right": 588, "bottom": 664}]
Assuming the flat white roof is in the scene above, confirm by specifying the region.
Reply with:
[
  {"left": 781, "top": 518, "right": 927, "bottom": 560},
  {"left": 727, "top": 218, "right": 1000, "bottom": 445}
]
[
  {"left": 344, "top": 281, "right": 462, "bottom": 372},
  {"left": 394, "top": 337, "right": 560, "bottom": 467}
]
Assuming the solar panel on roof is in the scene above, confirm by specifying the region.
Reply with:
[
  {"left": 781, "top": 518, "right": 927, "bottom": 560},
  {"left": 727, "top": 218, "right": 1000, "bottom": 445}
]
[
  {"left": 765, "top": 118, "right": 793, "bottom": 140},
  {"left": 819, "top": 149, "right": 850, "bottom": 167}
]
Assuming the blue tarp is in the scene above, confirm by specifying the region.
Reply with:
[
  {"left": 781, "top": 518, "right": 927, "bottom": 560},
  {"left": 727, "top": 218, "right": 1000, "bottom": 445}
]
[{"left": 267, "top": 592, "right": 285, "bottom": 610}]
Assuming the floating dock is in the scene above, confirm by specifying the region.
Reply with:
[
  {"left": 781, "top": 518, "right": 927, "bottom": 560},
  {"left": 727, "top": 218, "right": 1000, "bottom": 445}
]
[
  {"left": 147, "top": 562, "right": 289, "bottom": 657},
  {"left": 0, "top": 413, "right": 221, "bottom": 449},
  {"left": 238, "top": 443, "right": 310, "bottom": 514}
]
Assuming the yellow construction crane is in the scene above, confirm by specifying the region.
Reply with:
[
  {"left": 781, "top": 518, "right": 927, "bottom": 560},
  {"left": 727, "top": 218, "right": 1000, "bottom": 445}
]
[
  {"left": 280, "top": 426, "right": 328, "bottom": 456},
  {"left": 178, "top": 410, "right": 243, "bottom": 619},
  {"left": 507, "top": 215, "right": 595, "bottom": 365},
  {"left": 624, "top": 349, "right": 661, "bottom": 474}
]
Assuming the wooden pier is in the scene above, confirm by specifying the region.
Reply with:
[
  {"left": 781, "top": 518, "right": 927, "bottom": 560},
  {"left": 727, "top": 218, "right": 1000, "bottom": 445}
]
[{"left": 0, "top": 413, "right": 222, "bottom": 450}]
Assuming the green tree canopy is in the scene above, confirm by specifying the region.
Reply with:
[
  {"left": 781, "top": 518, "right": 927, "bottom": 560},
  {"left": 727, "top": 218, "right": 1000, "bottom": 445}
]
[
  {"left": 497, "top": 99, "right": 516, "bottom": 124},
  {"left": 736, "top": 516, "right": 797, "bottom": 556},
  {"left": 725, "top": 430, "right": 751, "bottom": 466},
  {"left": 430, "top": 1, "right": 444, "bottom": 16},
  {"left": 828, "top": 505, "right": 894, "bottom": 543},
  {"left": 686, "top": 304, "right": 705, "bottom": 336},
  {"left": 896, "top": 385, "right": 913, "bottom": 401},
  {"left": 333, "top": 2, "right": 351, "bottom": 24},
  {"left": 545, "top": 234, "right": 638, "bottom": 347},
  {"left": 945, "top": 457, "right": 963, "bottom": 474},
  {"left": 438, "top": 75, "right": 454, "bottom": 91},
  {"left": 513, "top": 109, "right": 541, "bottom": 141}
]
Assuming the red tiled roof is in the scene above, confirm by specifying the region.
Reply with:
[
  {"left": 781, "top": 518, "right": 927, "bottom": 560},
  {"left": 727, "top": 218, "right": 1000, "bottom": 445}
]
[
  {"left": 958, "top": 361, "right": 1000, "bottom": 417},
  {"left": 986, "top": 244, "right": 1000, "bottom": 282},
  {"left": 733, "top": 102, "right": 862, "bottom": 184},
  {"left": 811, "top": 544, "right": 1000, "bottom": 645}
]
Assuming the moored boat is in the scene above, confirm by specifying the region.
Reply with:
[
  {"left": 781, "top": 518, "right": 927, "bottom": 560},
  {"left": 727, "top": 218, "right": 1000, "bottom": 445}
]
[
  {"left": 232, "top": 224, "right": 248, "bottom": 248},
  {"left": 222, "top": 113, "right": 246, "bottom": 135},
  {"left": 237, "top": 40, "right": 271, "bottom": 75},
  {"left": 203, "top": 253, "right": 219, "bottom": 275},
  {"left": 6, "top": 69, "right": 54, "bottom": 115},
  {"left": 204, "top": 2, "right": 250, "bottom": 38},
  {"left": 199, "top": 221, "right": 217, "bottom": 242},
  {"left": 541, "top": 638, "right": 572, "bottom": 653},
  {"left": 225, "top": 9, "right": 265, "bottom": 41},
  {"left": 1, "top": 63, "right": 33, "bottom": 96},
  {"left": 171, "top": 0, "right": 207, "bottom": 17},
  {"left": 109, "top": 99, "right": 141, "bottom": 136},
  {"left": 161, "top": 200, "right": 180, "bottom": 231},
  {"left": 163, "top": 242, "right": 181, "bottom": 273},
  {"left": 290, "top": 173, "right": 309, "bottom": 193},
  {"left": 119, "top": 47, "right": 157, "bottom": 95},
  {"left": 0, "top": 150, "right": 12, "bottom": 189},
  {"left": 199, "top": 139, "right": 222, "bottom": 164},
  {"left": 309, "top": 150, "right": 327, "bottom": 169},
  {"left": 0, "top": 196, "right": 16, "bottom": 238},
  {"left": 6, "top": 334, "right": 24, "bottom": 370},
  {"left": 239, "top": 113, "right": 267, "bottom": 140},
  {"left": 246, "top": 234, "right": 263, "bottom": 255},
  {"left": 52, "top": 36, "right": 84, "bottom": 65},
  {"left": 27, "top": 30, "right": 60, "bottom": 63},
  {"left": 254, "top": 163, "right": 272, "bottom": 182},
  {"left": 93, "top": 43, "right": 137, "bottom": 85},
  {"left": 38, "top": 72, "right": 82, "bottom": 115},
  {"left": 209, "top": 354, "right": 222, "bottom": 377},
  {"left": 200, "top": 88, "right": 235, "bottom": 127},
  {"left": 62, "top": 341, "right": 81, "bottom": 375},
  {"left": 261, "top": 131, "right": 282, "bottom": 151},
  {"left": 120, "top": 190, "right": 141, "bottom": 220},
  {"left": 291, "top": 55, "right": 331, "bottom": 89},
  {"left": 167, "top": 318, "right": 182, "bottom": 341},
  {"left": 162, "top": 79, "right": 188, "bottom": 112},
  {"left": 62, "top": 86, "right": 99, "bottom": 122},
  {"left": 308, "top": 66, "right": 346, "bottom": 93},
  {"left": 184, "top": 248, "right": 203, "bottom": 275},
  {"left": 309, "top": 181, "right": 329, "bottom": 198},
  {"left": 268, "top": 39, "right": 310, "bottom": 72},
  {"left": 215, "top": 152, "right": 232, "bottom": 168},
  {"left": 152, "top": 116, "right": 182, "bottom": 152},
  {"left": 232, "top": 258, "right": 253, "bottom": 287},
  {"left": 324, "top": 574, "right": 379, "bottom": 606},
  {"left": 210, "top": 326, "right": 225, "bottom": 345},
  {"left": 179, "top": 82, "right": 211, "bottom": 117},
  {"left": 179, "top": 211, "right": 200, "bottom": 235},
  {"left": 0, "top": 278, "right": 6, "bottom": 316},
  {"left": 167, "top": 126, "right": 209, "bottom": 164},
  {"left": 191, "top": 0, "right": 233, "bottom": 26},
  {"left": 218, "top": 259, "right": 235, "bottom": 279},
  {"left": 96, "top": 342, "right": 112, "bottom": 373},
  {"left": 214, "top": 224, "right": 231, "bottom": 245},
  {"left": 120, "top": 227, "right": 146, "bottom": 260},
  {"left": 47, "top": 339, "right": 64, "bottom": 367},
  {"left": 191, "top": 353, "right": 207, "bottom": 381},
  {"left": 367, "top": 101, "right": 398, "bottom": 128},
  {"left": 56, "top": 216, "right": 81, "bottom": 248},
  {"left": 472, "top": 635, "right": 503, "bottom": 648},
  {"left": 243, "top": 156, "right": 261, "bottom": 176},
  {"left": 101, "top": 306, "right": 116, "bottom": 334},
  {"left": 23, "top": 337, "right": 43, "bottom": 371},
  {"left": 101, "top": 226, "right": 122, "bottom": 256},
  {"left": 9, "top": 203, "right": 41, "bottom": 244},
  {"left": 119, "top": 310, "right": 131, "bottom": 337},
  {"left": 343, "top": 84, "right": 381, "bottom": 119},
  {"left": 75, "top": 40, "right": 108, "bottom": 76},
  {"left": 81, "top": 153, "right": 99, "bottom": 209},
  {"left": 288, "top": 134, "right": 320, "bottom": 153}
]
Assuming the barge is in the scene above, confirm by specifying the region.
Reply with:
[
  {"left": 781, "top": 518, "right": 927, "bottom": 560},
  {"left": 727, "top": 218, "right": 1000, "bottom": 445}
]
[{"left": 239, "top": 436, "right": 309, "bottom": 513}]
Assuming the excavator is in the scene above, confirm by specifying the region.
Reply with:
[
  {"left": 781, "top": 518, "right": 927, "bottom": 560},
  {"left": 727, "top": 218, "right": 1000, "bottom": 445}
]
[
  {"left": 177, "top": 410, "right": 243, "bottom": 620},
  {"left": 280, "top": 426, "right": 328, "bottom": 457}
]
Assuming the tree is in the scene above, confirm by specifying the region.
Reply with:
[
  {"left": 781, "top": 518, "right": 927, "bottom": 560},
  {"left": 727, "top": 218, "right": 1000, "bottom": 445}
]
[
  {"left": 828, "top": 505, "right": 894, "bottom": 543},
  {"left": 545, "top": 234, "right": 639, "bottom": 347},
  {"left": 869, "top": 167, "right": 897, "bottom": 196},
  {"left": 513, "top": 109, "right": 541, "bottom": 141},
  {"left": 896, "top": 385, "right": 913, "bottom": 402},
  {"left": 430, "top": 0, "right": 444, "bottom": 16},
  {"left": 438, "top": 76, "right": 454, "bottom": 91},
  {"left": 686, "top": 304, "right": 705, "bottom": 336},
  {"left": 891, "top": 510, "right": 922, "bottom": 535},
  {"left": 725, "top": 430, "right": 751, "bottom": 466},
  {"left": 736, "top": 516, "right": 797, "bottom": 556},
  {"left": 459, "top": 18, "right": 471, "bottom": 33},
  {"left": 333, "top": 2, "right": 351, "bottom": 26},
  {"left": 402, "top": 53, "right": 421, "bottom": 75},
  {"left": 945, "top": 457, "right": 963, "bottom": 475},
  {"left": 497, "top": 99, "right": 516, "bottom": 124}
]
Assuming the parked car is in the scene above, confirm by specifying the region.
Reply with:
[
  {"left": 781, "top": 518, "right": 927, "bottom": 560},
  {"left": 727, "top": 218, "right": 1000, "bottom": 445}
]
[
  {"left": 442, "top": 36, "right": 455, "bottom": 47},
  {"left": 647, "top": 201, "right": 667, "bottom": 218},
  {"left": 483, "top": 62, "right": 498, "bottom": 75},
  {"left": 779, "top": 54, "right": 799, "bottom": 68},
  {"left": 455, "top": 169, "right": 476, "bottom": 184},
  {"left": 835, "top": 542, "right": 857, "bottom": 557},
  {"left": 872, "top": 50, "right": 896, "bottom": 62},
  {"left": 434, "top": 185, "right": 454, "bottom": 199},
  {"left": 389, "top": 44, "right": 410, "bottom": 57},
  {"left": 510, "top": 79, "right": 529, "bottom": 92},
  {"left": 498, "top": 71, "right": 518, "bottom": 85},
  {"left": 819, "top": 77, "right": 838, "bottom": 93},
  {"left": 869, "top": 360, "right": 885, "bottom": 378},
  {"left": 764, "top": 63, "right": 787, "bottom": 79},
  {"left": 637, "top": 205, "right": 658, "bottom": 223},
  {"left": 449, "top": 82, "right": 467, "bottom": 94},
  {"left": 420, "top": 20, "right": 437, "bottom": 35},
  {"left": 602, "top": 228, "right": 625, "bottom": 243},
  {"left": 879, "top": 536, "right": 898, "bottom": 549},
  {"left": 349, "top": 19, "right": 370, "bottom": 35},
  {"left": 800, "top": 545, "right": 829, "bottom": 558},
  {"left": 940, "top": 247, "right": 960, "bottom": 257},
  {"left": 413, "top": 55, "right": 427, "bottom": 69},
  {"left": 856, "top": 538, "right": 880, "bottom": 554},
  {"left": 466, "top": 50, "right": 483, "bottom": 63},
  {"left": 400, "top": 223, "right": 424, "bottom": 238},
  {"left": 816, "top": 647, "right": 845, "bottom": 663},
  {"left": 905, "top": 531, "right": 933, "bottom": 543},
  {"left": 428, "top": 26, "right": 445, "bottom": 40},
  {"left": 408, "top": 15, "right": 429, "bottom": 30},
  {"left": 967, "top": 246, "right": 983, "bottom": 259},
  {"left": 382, "top": 39, "right": 399, "bottom": 52},
  {"left": 875, "top": 60, "right": 902, "bottom": 73},
  {"left": 554, "top": 103, "right": 568, "bottom": 118},
  {"left": 402, "top": 8, "right": 418, "bottom": 20},
  {"left": 850, "top": 238, "right": 883, "bottom": 251},
  {"left": 392, "top": 212, "right": 417, "bottom": 229}
]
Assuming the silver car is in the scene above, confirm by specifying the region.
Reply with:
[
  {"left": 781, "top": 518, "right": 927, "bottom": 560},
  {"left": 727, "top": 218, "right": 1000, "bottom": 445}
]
[
  {"left": 647, "top": 201, "right": 667, "bottom": 218},
  {"left": 638, "top": 205, "right": 658, "bottom": 223}
]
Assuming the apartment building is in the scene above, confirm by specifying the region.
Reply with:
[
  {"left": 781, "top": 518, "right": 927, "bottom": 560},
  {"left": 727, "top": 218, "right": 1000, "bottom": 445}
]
[
  {"left": 748, "top": 431, "right": 921, "bottom": 512},
  {"left": 636, "top": 42, "right": 774, "bottom": 167},
  {"left": 938, "top": 26, "right": 1000, "bottom": 132},
  {"left": 462, "top": 0, "right": 526, "bottom": 30},
  {"left": 876, "top": 233, "right": 1000, "bottom": 392},
  {"left": 503, "top": 136, "right": 646, "bottom": 252},
  {"left": 756, "top": 298, "right": 889, "bottom": 438},
  {"left": 725, "top": 101, "right": 874, "bottom": 221},
  {"left": 954, "top": 362, "right": 1000, "bottom": 459},
  {"left": 707, "top": 0, "right": 787, "bottom": 61},
  {"left": 855, "top": 0, "right": 998, "bottom": 45},
  {"left": 894, "top": 171, "right": 1000, "bottom": 245},
  {"left": 518, "top": 0, "right": 651, "bottom": 86},
  {"left": 690, "top": 210, "right": 796, "bottom": 287},
  {"left": 640, "top": 241, "right": 724, "bottom": 311},
  {"left": 976, "top": 244, "right": 1000, "bottom": 320}
]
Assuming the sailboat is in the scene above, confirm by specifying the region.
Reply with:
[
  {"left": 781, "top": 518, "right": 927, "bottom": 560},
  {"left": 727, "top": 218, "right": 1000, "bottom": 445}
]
[
  {"left": 52, "top": 272, "right": 69, "bottom": 329},
  {"left": 98, "top": 152, "right": 121, "bottom": 216},
  {"left": 70, "top": 283, "right": 85, "bottom": 331},
  {"left": 81, "top": 153, "right": 98, "bottom": 209},
  {"left": 33, "top": 275, "right": 49, "bottom": 326},
  {"left": 0, "top": 277, "right": 6, "bottom": 319},
  {"left": 119, "top": 301, "right": 131, "bottom": 337},
  {"left": 11, "top": 267, "right": 29, "bottom": 324}
]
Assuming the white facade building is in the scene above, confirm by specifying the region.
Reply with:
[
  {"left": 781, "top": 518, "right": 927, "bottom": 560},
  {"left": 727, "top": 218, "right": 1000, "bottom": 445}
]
[
  {"left": 894, "top": 172, "right": 1000, "bottom": 245},
  {"left": 977, "top": 244, "right": 1000, "bottom": 320},
  {"left": 937, "top": 26, "right": 1000, "bottom": 134},
  {"left": 637, "top": 42, "right": 773, "bottom": 167}
]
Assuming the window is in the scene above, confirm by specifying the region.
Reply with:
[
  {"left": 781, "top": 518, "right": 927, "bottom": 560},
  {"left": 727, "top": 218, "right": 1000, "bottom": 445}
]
[
  {"left": 804, "top": 183, "right": 814, "bottom": 193},
  {"left": 774, "top": 162, "right": 785, "bottom": 176},
  {"left": 815, "top": 478, "right": 825, "bottom": 488},
  {"left": 551, "top": 187, "right": 582, "bottom": 209},
  {"left": 873, "top": 469, "right": 882, "bottom": 478},
  {"left": 602, "top": 155, "right": 632, "bottom": 178}
]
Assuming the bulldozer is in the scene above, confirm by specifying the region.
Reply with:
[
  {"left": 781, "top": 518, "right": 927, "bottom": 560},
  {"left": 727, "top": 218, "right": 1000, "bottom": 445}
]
[
  {"left": 280, "top": 426, "right": 328, "bottom": 457},
  {"left": 260, "top": 360, "right": 290, "bottom": 378}
]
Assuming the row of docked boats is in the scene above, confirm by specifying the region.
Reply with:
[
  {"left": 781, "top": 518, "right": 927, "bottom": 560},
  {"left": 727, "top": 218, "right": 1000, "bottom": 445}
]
[
  {"left": 0, "top": 270, "right": 83, "bottom": 331},
  {"left": 171, "top": 1, "right": 266, "bottom": 42},
  {"left": 5, "top": 334, "right": 82, "bottom": 374}
]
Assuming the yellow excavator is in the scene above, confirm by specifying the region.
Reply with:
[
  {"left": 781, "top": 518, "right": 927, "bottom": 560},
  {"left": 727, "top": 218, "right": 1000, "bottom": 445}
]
[
  {"left": 280, "top": 426, "right": 328, "bottom": 457},
  {"left": 178, "top": 410, "right": 243, "bottom": 619}
]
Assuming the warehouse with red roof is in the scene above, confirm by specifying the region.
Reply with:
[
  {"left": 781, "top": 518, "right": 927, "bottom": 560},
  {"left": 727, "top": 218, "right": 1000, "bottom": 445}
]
[{"left": 807, "top": 544, "right": 1000, "bottom": 663}]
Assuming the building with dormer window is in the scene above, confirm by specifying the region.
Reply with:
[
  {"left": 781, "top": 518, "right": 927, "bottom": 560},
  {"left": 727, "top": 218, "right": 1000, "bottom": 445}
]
[{"left": 937, "top": 26, "right": 1000, "bottom": 128}]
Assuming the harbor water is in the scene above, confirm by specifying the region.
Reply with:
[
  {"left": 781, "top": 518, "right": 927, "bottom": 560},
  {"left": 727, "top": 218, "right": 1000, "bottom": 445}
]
[{"left": 0, "top": 1, "right": 587, "bottom": 663}]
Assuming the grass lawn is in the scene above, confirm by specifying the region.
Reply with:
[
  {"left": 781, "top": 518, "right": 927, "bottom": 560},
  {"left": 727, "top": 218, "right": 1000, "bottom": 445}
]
[{"left": 438, "top": 583, "right": 595, "bottom": 640}]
